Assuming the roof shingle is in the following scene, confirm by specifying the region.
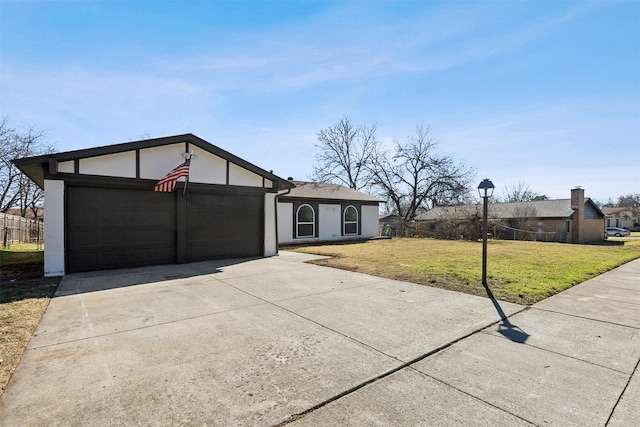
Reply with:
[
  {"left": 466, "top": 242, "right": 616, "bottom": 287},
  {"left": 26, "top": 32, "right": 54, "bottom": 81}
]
[{"left": 281, "top": 181, "right": 382, "bottom": 202}]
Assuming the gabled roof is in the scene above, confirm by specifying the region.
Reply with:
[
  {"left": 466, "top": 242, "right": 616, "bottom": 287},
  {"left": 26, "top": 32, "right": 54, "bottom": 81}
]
[
  {"left": 415, "top": 204, "right": 480, "bottom": 221},
  {"left": 602, "top": 207, "right": 635, "bottom": 216},
  {"left": 12, "top": 133, "right": 294, "bottom": 190},
  {"left": 379, "top": 213, "right": 401, "bottom": 220},
  {"left": 490, "top": 199, "right": 576, "bottom": 219},
  {"left": 416, "top": 198, "right": 604, "bottom": 221},
  {"left": 280, "top": 181, "right": 382, "bottom": 203}
]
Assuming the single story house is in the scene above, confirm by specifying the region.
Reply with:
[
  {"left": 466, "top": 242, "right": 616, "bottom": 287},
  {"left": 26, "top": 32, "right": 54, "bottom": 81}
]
[
  {"left": 277, "top": 180, "right": 381, "bottom": 244},
  {"left": 13, "top": 134, "right": 294, "bottom": 276},
  {"left": 602, "top": 207, "right": 639, "bottom": 231},
  {"left": 415, "top": 187, "right": 605, "bottom": 243}
]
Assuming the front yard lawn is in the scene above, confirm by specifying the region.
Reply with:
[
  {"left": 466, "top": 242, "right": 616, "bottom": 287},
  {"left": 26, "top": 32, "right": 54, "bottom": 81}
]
[{"left": 290, "top": 237, "right": 640, "bottom": 305}]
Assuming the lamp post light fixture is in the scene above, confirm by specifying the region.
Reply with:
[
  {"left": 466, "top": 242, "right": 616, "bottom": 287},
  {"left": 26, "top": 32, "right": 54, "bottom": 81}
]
[{"left": 478, "top": 178, "right": 495, "bottom": 286}]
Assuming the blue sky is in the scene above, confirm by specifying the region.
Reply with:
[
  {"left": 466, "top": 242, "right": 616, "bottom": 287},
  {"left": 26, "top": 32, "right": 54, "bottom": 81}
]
[{"left": 1, "top": 0, "right": 638, "bottom": 203}]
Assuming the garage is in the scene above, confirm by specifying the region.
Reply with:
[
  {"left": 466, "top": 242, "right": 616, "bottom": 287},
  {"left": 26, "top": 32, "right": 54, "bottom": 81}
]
[
  {"left": 187, "top": 191, "right": 263, "bottom": 262},
  {"left": 66, "top": 186, "right": 177, "bottom": 273},
  {"left": 13, "top": 134, "right": 293, "bottom": 276}
]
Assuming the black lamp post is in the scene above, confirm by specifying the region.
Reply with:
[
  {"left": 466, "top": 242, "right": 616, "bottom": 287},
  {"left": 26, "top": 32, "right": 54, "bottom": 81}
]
[{"left": 478, "top": 178, "right": 495, "bottom": 286}]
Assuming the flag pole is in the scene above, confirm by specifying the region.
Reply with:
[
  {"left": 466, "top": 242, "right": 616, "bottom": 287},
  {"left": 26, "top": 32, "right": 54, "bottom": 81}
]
[{"left": 182, "top": 150, "right": 194, "bottom": 196}]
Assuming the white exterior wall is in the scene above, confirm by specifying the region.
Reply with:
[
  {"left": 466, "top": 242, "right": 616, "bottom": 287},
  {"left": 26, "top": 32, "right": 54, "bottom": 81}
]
[
  {"left": 229, "top": 163, "right": 263, "bottom": 187},
  {"left": 277, "top": 201, "right": 379, "bottom": 244},
  {"left": 58, "top": 160, "right": 74, "bottom": 173},
  {"left": 56, "top": 144, "right": 270, "bottom": 189},
  {"left": 139, "top": 143, "right": 188, "bottom": 180},
  {"left": 79, "top": 152, "right": 136, "bottom": 178},
  {"left": 318, "top": 204, "right": 341, "bottom": 240},
  {"left": 188, "top": 146, "right": 227, "bottom": 185},
  {"left": 361, "top": 205, "right": 380, "bottom": 238},
  {"left": 277, "top": 202, "right": 294, "bottom": 243},
  {"left": 264, "top": 193, "right": 277, "bottom": 256},
  {"left": 44, "top": 179, "right": 65, "bottom": 277}
]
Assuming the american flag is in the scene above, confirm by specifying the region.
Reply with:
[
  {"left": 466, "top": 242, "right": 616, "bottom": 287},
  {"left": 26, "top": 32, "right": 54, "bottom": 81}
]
[{"left": 153, "top": 158, "right": 191, "bottom": 192}]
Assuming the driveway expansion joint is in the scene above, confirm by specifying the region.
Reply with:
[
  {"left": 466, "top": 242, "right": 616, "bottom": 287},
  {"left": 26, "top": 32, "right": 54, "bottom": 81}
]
[
  {"left": 272, "top": 308, "right": 528, "bottom": 426},
  {"left": 531, "top": 306, "right": 640, "bottom": 330},
  {"left": 605, "top": 357, "right": 640, "bottom": 426}
]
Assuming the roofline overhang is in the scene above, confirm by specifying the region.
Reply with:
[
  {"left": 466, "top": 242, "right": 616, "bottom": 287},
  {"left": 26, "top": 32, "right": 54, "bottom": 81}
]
[
  {"left": 278, "top": 195, "right": 381, "bottom": 205},
  {"left": 12, "top": 133, "right": 296, "bottom": 191}
]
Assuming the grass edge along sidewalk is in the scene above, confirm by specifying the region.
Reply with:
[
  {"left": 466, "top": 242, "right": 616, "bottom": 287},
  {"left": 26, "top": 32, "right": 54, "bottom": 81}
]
[
  {"left": 290, "top": 236, "right": 640, "bottom": 305},
  {"left": 0, "top": 247, "right": 60, "bottom": 395}
]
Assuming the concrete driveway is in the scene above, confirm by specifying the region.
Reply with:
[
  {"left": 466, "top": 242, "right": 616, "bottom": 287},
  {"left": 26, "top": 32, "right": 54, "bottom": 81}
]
[{"left": 1, "top": 252, "right": 638, "bottom": 426}]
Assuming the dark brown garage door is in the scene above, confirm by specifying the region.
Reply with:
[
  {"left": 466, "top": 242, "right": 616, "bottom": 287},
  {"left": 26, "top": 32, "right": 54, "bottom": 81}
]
[
  {"left": 187, "top": 192, "right": 263, "bottom": 261},
  {"left": 66, "top": 186, "right": 264, "bottom": 273},
  {"left": 66, "top": 186, "right": 176, "bottom": 273}
]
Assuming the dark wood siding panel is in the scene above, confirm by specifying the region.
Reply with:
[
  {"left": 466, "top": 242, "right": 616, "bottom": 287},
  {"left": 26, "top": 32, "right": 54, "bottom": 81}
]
[
  {"left": 187, "top": 192, "right": 263, "bottom": 261},
  {"left": 66, "top": 186, "right": 176, "bottom": 273}
]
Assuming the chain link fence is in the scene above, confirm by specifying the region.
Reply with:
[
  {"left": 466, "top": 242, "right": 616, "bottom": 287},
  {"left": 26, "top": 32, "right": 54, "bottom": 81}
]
[{"left": 494, "top": 222, "right": 563, "bottom": 242}]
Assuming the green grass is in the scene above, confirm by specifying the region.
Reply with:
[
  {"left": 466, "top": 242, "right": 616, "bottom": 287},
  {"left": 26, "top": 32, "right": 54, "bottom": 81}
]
[
  {"left": 290, "top": 237, "right": 640, "bottom": 305},
  {"left": 0, "top": 243, "right": 43, "bottom": 252}
]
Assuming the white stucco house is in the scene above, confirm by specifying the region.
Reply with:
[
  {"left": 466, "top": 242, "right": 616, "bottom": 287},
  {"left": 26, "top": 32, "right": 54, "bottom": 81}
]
[
  {"left": 277, "top": 180, "right": 382, "bottom": 244},
  {"left": 13, "top": 134, "right": 294, "bottom": 276},
  {"left": 13, "top": 134, "right": 385, "bottom": 277},
  {"left": 602, "top": 207, "right": 639, "bottom": 231}
]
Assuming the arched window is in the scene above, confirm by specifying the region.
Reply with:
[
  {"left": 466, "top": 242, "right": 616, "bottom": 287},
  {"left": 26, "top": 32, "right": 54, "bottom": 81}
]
[
  {"left": 296, "top": 204, "right": 315, "bottom": 238},
  {"left": 343, "top": 205, "right": 359, "bottom": 235}
]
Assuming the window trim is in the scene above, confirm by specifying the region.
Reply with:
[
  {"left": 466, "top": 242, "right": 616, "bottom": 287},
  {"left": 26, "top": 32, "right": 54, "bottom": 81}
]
[
  {"left": 295, "top": 203, "right": 316, "bottom": 238},
  {"left": 343, "top": 204, "right": 360, "bottom": 236}
]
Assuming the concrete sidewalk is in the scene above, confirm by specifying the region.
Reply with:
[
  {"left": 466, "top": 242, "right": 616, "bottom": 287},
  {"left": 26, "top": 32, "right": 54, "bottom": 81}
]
[
  {"left": 292, "top": 258, "right": 640, "bottom": 427},
  {"left": 0, "top": 252, "right": 638, "bottom": 426}
]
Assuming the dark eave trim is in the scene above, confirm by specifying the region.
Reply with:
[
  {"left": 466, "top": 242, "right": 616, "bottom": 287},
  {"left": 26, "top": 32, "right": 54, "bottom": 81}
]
[
  {"left": 278, "top": 196, "right": 380, "bottom": 206},
  {"left": 13, "top": 133, "right": 296, "bottom": 191},
  {"left": 54, "top": 174, "right": 275, "bottom": 194}
]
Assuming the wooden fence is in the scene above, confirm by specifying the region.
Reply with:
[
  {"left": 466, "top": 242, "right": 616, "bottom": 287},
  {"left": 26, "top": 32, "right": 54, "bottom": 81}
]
[{"left": 1, "top": 212, "right": 44, "bottom": 248}]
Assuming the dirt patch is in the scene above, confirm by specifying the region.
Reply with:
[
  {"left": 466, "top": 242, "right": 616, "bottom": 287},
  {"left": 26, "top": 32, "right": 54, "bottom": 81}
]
[{"left": 1, "top": 262, "right": 45, "bottom": 283}]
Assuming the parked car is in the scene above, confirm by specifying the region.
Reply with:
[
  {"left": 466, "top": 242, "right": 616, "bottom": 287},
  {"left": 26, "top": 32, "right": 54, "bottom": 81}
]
[{"left": 605, "top": 227, "right": 630, "bottom": 237}]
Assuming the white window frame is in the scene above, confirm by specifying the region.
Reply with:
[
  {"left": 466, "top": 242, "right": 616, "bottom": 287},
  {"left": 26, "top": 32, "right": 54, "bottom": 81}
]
[
  {"left": 296, "top": 204, "right": 315, "bottom": 238},
  {"left": 343, "top": 205, "right": 359, "bottom": 235}
]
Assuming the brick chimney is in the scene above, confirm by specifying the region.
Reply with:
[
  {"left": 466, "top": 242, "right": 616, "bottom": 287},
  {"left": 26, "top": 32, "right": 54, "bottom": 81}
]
[{"left": 571, "top": 187, "right": 584, "bottom": 244}]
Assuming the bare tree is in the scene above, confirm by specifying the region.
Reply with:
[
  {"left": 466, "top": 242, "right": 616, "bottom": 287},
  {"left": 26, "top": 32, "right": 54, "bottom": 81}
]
[
  {"left": 596, "top": 197, "right": 616, "bottom": 209},
  {"left": 617, "top": 193, "right": 640, "bottom": 228},
  {"left": 597, "top": 194, "right": 639, "bottom": 210},
  {"left": 617, "top": 193, "right": 640, "bottom": 209},
  {"left": 0, "top": 117, "right": 53, "bottom": 216},
  {"left": 369, "top": 126, "right": 475, "bottom": 221},
  {"left": 311, "top": 116, "right": 376, "bottom": 190},
  {"left": 510, "top": 205, "right": 539, "bottom": 240},
  {"left": 501, "top": 181, "right": 545, "bottom": 202}
]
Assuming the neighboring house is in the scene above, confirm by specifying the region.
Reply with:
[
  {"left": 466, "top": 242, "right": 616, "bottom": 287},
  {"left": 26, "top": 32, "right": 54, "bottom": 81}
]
[
  {"left": 602, "top": 207, "right": 639, "bottom": 231},
  {"left": 379, "top": 214, "right": 402, "bottom": 236},
  {"left": 277, "top": 180, "right": 381, "bottom": 244},
  {"left": 13, "top": 134, "right": 294, "bottom": 276},
  {"left": 415, "top": 188, "right": 605, "bottom": 244}
]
